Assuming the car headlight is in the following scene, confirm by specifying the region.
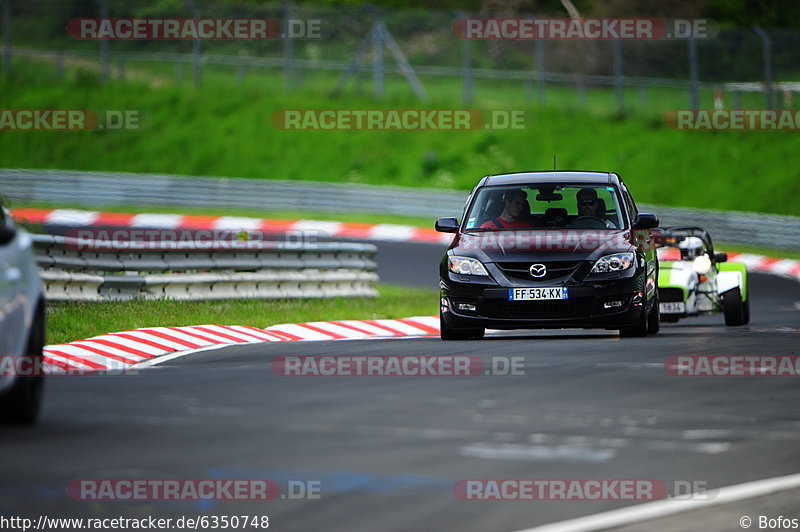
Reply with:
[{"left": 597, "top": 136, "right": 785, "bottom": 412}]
[
  {"left": 591, "top": 252, "right": 635, "bottom": 273},
  {"left": 693, "top": 255, "right": 711, "bottom": 274},
  {"left": 448, "top": 256, "right": 489, "bottom": 276}
]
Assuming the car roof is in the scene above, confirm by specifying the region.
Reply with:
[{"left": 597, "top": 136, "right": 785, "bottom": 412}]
[{"left": 479, "top": 171, "right": 620, "bottom": 187}]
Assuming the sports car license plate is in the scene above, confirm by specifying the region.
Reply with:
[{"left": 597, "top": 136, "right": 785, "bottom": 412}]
[
  {"left": 659, "top": 302, "right": 686, "bottom": 314},
  {"left": 508, "top": 287, "right": 568, "bottom": 301}
]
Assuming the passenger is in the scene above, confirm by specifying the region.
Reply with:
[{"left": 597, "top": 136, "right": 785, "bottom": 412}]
[{"left": 481, "top": 189, "right": 530, "bottom": 229}]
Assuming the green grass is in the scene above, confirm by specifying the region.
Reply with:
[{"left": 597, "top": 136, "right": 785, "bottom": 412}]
[
  {"left": 2, "top": 59, "right": 799, "bottom": 217},
  {"left": 45, "top": 283, "right": 439, "bottom": 345}
]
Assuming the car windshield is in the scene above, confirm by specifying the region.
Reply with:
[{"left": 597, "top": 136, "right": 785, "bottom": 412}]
[
  {"left": 463, "top": 183, "right": 625, "bottom": 231},
  {"left": 656, "top": 229, "right": 713, "bottom": 261}
]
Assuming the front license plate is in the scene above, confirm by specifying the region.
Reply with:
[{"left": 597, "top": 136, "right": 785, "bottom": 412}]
[
  {"left": 508, "top": 287, "right": 568, "bottom": 301},
  {"left": 659, "top": 302, "right": 686, "bottom": 314}
]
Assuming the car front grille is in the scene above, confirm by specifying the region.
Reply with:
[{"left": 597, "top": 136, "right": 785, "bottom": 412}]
[
  {"left": 658, "top": 287, "right": 684, "bottom": 303},
  {"left": 495, "top": 261, "right": 586, "bottom": 281},
  {"left": 482, "top": 297, "right": 594, "bottom": 319}
]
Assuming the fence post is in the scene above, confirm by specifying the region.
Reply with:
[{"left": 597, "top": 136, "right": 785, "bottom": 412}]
[
  {"left": 372, "top": 10, "right": 384, "bottom": 99},
  {"left": 283, "top": 3, "right": 294, "bottom": 90},
  {"left": 457, "top": 10, "right": 473, "bottom": 105},
  {"left": 577, "top": 76, "right": 586, "bottom": 107},
  {"left": 186, "top": 0, "right": 202, "bottom": 87},
  {"left": 461, "top": 35, "right": 472, "bottom": 105},
  {"left": 55, "top": 51, "right": 63, "bottom": 79},
  {"left": 524, "top": 78, "right": 532, "bottom": 105},
  {"left": 612, "top": 39, "right": 624, "bottom": 115},
  {"left": 535, "top": 39, "right": 546, "bottom": 105},
  {"left": 2, "top": 0, "right": 10, "bottom": 75},
  {"left": 753, "top": 25, "right": 773, "bottom": 109},
  {"left": 688, "top": 34, "right": 699, "bottom": 110},
  {"left": 97, "top": 0, "right": 110, "bottom": 83}
]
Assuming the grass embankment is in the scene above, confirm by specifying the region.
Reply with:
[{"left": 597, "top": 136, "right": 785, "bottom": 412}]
[
  {"left": 45, "top": 284, "right": 439, "bottom": 346},
  {"left": 1, "top": 60, "right": 799, "bottom": 216}
]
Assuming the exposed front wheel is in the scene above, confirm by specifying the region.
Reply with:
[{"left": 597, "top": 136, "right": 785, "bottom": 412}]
[
  {"left": 440, "top": 312, "right": 485, "bottom": 341},
  {"left": 722, "top": 288, "right": 745, "bottom": 326}
]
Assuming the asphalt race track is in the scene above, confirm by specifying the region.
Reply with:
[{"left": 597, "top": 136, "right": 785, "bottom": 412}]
[{"left": 2, "top": 240, "right": 799, "bottom": 532}]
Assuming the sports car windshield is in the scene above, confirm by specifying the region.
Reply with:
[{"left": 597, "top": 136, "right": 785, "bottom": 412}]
[{"left": 463, "top": 184, "right": 625, "bottom": 231}]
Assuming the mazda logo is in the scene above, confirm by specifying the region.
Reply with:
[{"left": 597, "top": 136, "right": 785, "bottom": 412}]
[{"left": 529, "top": 264, "right": 547, "bottom": 277}]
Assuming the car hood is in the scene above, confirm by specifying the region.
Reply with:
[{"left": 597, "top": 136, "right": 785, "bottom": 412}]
[{"left": 451, "top": 229, "right": 638, "bottom": 263}]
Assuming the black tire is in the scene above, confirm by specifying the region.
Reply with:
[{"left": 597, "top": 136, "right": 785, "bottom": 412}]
[
  {"left": 647, "top": 291, "right": 660, "bottom": 335},
  {"left": 742, "top": 295, "right": 750, "bottom": 325},
  {"left": 440, "top": 312, "right": 485, "bottom": 341},
  {"left": 722, "top": 288, "right": 745, "bottom": 326},
  {"left": 0, "top": 301, "right": 45, "bottom": 425},
  {"left": 620, "top": 304, "right": 648, "bottom": 338}
]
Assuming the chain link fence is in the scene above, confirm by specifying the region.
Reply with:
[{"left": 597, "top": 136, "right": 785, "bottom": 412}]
[{"left": 2, "top": 1, "right": 799, "bottom": 111}]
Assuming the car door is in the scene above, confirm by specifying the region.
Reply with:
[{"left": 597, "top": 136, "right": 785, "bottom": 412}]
[{"left": 0, "top": 205, "right": 26, "bottom": 356}]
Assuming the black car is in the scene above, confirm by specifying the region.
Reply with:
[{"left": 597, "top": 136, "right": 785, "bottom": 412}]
[{"left": 435, "top": 171, "right": 660, "bottom": 340}]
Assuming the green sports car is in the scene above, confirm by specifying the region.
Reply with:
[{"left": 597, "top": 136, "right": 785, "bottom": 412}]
[{"left": 656, "top": 227, "right": 749, "bottom": 326}]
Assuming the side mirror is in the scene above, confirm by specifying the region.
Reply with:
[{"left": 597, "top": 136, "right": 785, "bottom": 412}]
[
  {"left": 0, "top": 224, "right": 16, "bottom": 246},
  {"left": 714, "top": 252, "right": 728, "bottom": 263},
  {"left": 633, "top": 213, "right": 659, "bottom": 230},
  {"left": 435, "top": 217, "right": 459, "bottom": 233}
]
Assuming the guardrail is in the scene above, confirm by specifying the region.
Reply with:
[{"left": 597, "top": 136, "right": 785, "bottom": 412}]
[
  {"left": 6, "top": 169, "right": 800, "bottom": 251},
  {"left": 1, "top": 168, "right": 468, "bottom": 219},
  {"left": 32, "top": 234, "right": 378, "bottom": 301}
]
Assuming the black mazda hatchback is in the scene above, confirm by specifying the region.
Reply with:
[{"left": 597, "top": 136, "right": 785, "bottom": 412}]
[{"left": 436, "top": 171, "right": 660, "bottom": 340}]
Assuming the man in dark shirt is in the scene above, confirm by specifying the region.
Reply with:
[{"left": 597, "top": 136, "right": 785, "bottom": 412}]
[{"left": 481, "top": 189, "right": 530, "bottom": 229}]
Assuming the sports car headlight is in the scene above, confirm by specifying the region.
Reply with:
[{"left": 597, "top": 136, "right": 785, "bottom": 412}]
[
  {"left": 591, "top": 252, "right": 635, "bottom": 273},
  {"left": 693, "top": 255, "right": 711, "bottom": 274},
  {"left": 448, "top": 256, "right": 489, "bottom": 276}
]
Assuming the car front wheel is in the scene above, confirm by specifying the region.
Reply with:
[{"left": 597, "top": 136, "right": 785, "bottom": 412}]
[
  {"left": 0, "top": 301, "right": 45, "bottom": 425},
  {"left": 620, "top": 303, "right": 649, "bottom": 338},
  {"left": 440, "top": 312, "right": 485, "bottom": 341},
  {"left": 647, "top": 291, "right": 660, "bottom": 335},
  {"left": 722, "top": 288, "right": 745, "bottom": 326}
]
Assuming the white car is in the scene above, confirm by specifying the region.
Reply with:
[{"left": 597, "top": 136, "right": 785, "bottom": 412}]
[{"left": 0, "top": 204, "right": 45, "bottom": 425}]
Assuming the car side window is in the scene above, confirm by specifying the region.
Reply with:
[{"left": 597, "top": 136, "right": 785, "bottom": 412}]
[{"left": 623, "top": 191, "right": 637, "bottom": 226}]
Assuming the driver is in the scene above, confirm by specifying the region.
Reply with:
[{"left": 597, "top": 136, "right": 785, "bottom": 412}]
[
  {"left": 481, "top": 189, "right": 530, "bottom": 229},
  {"left": 576, "top": 188, "right": 614, "bottom": 228},
  {"left": 678, "top": 236, "right": 704, "bottom": 260}
]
